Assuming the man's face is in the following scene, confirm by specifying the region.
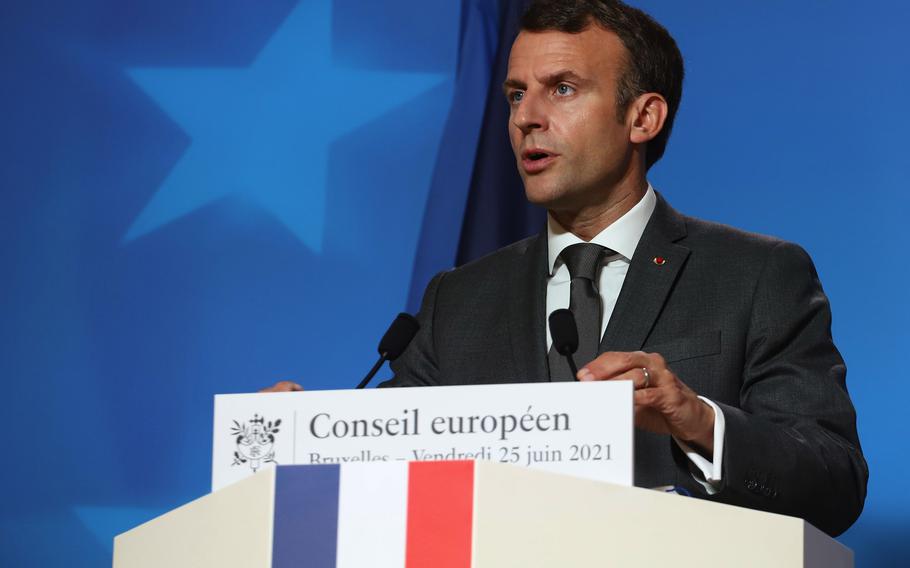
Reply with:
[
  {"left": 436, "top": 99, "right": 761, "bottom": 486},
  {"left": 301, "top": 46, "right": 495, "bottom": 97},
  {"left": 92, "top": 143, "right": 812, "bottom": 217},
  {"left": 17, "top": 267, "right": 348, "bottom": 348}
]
[{"left": 505, "top": 27, "right": 635, "bottom": 212}]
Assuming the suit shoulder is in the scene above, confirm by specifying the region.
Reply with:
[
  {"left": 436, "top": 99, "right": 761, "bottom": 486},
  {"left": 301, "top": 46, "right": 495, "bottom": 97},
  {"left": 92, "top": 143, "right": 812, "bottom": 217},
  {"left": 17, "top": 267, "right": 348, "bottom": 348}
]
[
  {"left": 675, "top": 214, "right": 823, "bottom": 297},
  {"left": 680, "top": 214, "right": 811, "bottom": 261},
  {"left": 443, "top": 234, "right": 540, "bottom": 282}
]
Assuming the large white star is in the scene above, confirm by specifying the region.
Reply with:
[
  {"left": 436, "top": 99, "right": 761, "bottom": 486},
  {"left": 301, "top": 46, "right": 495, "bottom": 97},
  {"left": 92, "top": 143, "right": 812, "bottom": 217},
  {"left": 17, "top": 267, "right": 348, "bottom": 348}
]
[{"left": 126, "top": 0, "right": 447, "bottom": 251}]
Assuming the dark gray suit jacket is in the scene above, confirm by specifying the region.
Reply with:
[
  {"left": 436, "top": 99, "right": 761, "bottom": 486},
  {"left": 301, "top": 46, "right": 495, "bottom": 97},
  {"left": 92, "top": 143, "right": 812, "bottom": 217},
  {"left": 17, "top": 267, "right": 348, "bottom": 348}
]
[{"left": 382, "top": 194, "right": 867, "bottom": 536}]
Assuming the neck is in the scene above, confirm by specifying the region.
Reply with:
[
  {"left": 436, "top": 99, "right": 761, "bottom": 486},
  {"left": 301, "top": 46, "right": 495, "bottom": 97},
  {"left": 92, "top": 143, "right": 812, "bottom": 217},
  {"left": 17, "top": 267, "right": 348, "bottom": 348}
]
[{"left": 550, "top": 177, "right": 648, "bottom": 241}]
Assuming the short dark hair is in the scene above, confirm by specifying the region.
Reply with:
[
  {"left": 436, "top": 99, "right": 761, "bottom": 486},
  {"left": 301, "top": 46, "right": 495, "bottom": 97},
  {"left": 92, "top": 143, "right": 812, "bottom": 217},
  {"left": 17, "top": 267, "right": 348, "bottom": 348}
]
[{"left": 521, "top": 0, "right": 684, "bottom": 169}]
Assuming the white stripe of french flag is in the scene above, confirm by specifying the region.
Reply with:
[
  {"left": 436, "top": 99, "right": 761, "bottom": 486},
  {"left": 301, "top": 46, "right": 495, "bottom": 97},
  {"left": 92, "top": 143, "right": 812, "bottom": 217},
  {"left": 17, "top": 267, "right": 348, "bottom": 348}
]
[{"left": 337, "top": 462, "right": 409, "bottom": 567}]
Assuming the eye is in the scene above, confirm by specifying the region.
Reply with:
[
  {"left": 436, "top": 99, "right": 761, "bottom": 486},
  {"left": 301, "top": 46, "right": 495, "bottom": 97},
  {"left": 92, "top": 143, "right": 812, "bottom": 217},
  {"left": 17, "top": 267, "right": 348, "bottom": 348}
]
[
  {"left": 508, "top": 90, "right": 524, "bottom": 104},
  {"left": 555, "top": 84, "right": 575, "bottom": 96}
]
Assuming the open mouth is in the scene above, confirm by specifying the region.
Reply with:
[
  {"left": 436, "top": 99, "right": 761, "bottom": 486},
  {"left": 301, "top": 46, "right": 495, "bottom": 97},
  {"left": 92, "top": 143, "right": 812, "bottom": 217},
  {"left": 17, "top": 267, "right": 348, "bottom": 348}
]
[
  {"left": 523, "top": 149, "right": 553, "bottom": 161},
  {"left": 521, "top": 149, "right": 557, "bottom": 173}
]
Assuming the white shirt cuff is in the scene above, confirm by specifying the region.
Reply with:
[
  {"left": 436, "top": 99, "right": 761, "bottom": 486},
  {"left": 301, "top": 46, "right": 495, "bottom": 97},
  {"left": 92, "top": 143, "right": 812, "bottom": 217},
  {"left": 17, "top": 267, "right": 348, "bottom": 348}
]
[{"left": 673, "top": 396, "right": 725, "bottom": 495}]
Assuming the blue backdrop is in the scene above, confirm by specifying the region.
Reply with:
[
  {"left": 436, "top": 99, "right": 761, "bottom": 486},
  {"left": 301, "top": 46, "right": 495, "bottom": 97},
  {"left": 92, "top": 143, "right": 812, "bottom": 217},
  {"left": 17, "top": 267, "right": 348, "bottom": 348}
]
[{"left": 2, "top": 1, "right": 907, "bottom": 566}]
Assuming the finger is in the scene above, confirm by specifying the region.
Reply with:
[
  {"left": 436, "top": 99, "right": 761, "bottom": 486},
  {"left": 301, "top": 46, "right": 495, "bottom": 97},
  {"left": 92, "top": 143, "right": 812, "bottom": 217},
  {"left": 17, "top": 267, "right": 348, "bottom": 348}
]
[
  {"left": 634, "top": 386, "right": 662, "bottom": 407},
  {"left": 581, "top": 366, "right": 653, "bottom": 389},
  {"left": 259, "top": 380, "right": 304, "bottom": 393},
  {"left": 268, "top": 381, "right": 303, "bottom": 392},
  {"left": 578, "top": 351, "right": 653, "bottom": 381}
]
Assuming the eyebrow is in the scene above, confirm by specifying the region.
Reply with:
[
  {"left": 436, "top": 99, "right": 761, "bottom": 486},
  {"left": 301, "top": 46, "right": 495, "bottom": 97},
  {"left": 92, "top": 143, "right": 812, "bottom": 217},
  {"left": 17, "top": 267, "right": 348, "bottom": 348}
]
[
  {"left": 542, "top": 70, "right": 586, "bottom": 86},
  {"left": 502, "top": 69, "right": 587, "bottom": 94},
  {"left": 502, "top": 78, "right": 525, "bottom": 94}
]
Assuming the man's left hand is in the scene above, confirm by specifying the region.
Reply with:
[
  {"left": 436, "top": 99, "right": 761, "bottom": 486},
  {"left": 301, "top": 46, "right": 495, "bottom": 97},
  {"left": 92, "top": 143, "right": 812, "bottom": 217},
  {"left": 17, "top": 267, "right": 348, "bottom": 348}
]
[{"left": 578, "top": 351, "right": 715, "bottom": 454}]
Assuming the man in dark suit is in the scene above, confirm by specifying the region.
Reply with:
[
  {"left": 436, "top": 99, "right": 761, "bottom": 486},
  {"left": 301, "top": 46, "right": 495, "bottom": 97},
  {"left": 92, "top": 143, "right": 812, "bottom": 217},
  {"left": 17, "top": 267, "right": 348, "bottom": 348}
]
[{"left": 267, "top": 0, "right": 867, "bottom": 536}]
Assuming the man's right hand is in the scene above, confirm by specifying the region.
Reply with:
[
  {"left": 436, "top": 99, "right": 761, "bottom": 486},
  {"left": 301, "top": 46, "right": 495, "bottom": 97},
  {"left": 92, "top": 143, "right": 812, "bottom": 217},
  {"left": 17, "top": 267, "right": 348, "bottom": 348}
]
[{"left": 259, "top": 380, "right": 304, "bottom": 393}]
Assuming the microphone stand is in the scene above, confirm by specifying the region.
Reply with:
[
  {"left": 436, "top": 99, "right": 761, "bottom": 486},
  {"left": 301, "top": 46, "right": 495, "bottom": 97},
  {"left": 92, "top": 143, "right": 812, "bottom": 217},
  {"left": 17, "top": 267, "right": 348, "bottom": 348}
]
[{"left": 356, "top": 352, "right": 389, "bottom": 389}]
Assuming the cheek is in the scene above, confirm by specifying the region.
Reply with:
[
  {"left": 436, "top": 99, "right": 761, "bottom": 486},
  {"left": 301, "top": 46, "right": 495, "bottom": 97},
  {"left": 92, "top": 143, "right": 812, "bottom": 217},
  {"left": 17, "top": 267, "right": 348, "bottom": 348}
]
[
  {"left": 508, "top": 125, "right": 522, "bottom": 153},
  {"left": 558, "top": 100, "right": 596, "bottom": 133},
  {"left": 550, "top": 113, "right": 595, "bottom": 159},
  {"left": 576, "top": 113, "right": 627, "bottom": 155}
]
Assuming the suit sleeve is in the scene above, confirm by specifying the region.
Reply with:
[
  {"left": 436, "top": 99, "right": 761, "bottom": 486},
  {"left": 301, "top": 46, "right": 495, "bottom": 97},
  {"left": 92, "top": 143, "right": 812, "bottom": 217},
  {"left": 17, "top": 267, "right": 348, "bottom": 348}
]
[
  {"left": 675, "top": 241, "right": 868, "bottom": 536},
  {"left": 378, "top": 271, "right": 446, "bottom": 388}
]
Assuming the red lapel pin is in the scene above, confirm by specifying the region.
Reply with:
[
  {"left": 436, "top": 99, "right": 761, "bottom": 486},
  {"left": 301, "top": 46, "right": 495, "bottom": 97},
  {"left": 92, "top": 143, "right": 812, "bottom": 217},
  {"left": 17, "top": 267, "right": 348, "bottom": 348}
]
[{"left": 652, "top": 256, "right": 667, "bottom": 266}]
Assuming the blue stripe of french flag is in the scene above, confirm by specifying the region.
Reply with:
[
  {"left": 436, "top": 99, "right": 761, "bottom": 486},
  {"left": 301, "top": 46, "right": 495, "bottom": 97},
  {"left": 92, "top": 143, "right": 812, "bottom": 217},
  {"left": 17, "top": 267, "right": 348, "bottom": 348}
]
[{"left": 272, "top": 461, "right": 475, "bottom": 568}]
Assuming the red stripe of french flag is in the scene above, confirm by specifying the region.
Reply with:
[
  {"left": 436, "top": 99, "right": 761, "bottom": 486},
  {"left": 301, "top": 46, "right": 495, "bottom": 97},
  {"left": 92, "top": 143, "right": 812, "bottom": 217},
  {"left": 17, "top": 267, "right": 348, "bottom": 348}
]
[{"left": 406, "top": 460, "right": 474, "bottom": 568}]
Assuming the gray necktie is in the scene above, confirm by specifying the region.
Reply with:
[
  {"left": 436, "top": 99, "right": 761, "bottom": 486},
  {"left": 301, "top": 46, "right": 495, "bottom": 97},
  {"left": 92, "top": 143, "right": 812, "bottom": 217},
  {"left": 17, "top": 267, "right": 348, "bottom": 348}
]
[{"left": 548, "top": 243, "right": 610, "bottom": 380}]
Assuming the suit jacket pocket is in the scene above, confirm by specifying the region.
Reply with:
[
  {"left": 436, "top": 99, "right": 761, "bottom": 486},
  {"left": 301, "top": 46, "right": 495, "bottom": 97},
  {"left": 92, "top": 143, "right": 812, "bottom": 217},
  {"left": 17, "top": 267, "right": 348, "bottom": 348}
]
[{"left": 643, "top": 330, "right": 721, "bottom": 363}]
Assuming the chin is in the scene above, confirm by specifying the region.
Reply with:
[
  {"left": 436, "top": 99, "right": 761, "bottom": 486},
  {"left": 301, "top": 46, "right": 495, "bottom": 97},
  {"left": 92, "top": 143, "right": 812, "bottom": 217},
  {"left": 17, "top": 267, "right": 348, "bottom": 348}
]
[
  {"left": 524, "top": 191, "right": 557, "bottom": 209},
  {"left": 523, "top": 179, "right": 559, "bottom": 206},
  {"left": 524, "top": 184, "right": 574, "bottom": 211}
]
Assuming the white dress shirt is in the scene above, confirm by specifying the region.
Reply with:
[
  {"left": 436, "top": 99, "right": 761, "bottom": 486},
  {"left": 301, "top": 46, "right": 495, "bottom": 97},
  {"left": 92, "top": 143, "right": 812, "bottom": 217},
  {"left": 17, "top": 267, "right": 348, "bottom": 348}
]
[{"left": 545, "top": 185, "right": 724, "bottom": 492}]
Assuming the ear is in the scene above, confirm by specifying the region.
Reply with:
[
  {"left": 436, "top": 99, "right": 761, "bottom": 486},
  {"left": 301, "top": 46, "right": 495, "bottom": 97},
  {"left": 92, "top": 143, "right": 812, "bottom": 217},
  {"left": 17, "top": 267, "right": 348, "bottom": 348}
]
[{"left": 628, "top": 93, "right": 668, "bottom": 144}]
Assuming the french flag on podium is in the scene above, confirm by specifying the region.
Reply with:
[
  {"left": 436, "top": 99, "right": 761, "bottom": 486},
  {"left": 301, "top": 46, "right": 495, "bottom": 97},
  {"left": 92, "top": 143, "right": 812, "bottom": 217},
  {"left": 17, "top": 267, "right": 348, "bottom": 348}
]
[
  {"left": 274, "top": 461, "right": 474, "bottom": 568},
  {"left": 115, "top": 458, "right": 848, "bottom": 567}
]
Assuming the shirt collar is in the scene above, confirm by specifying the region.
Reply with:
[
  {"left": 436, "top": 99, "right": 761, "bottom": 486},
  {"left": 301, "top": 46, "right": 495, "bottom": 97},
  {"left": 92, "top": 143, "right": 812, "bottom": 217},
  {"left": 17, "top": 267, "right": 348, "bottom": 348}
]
[{"left": 547, "top": 185, "right": 657, "bottom": 275}]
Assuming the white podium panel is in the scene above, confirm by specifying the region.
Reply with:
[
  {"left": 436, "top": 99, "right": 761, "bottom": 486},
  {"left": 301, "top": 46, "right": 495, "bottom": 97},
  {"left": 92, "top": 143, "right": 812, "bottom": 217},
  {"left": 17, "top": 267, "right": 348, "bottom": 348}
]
[{"left": 471, "top": 462, "right": 852, "bottom": 568}]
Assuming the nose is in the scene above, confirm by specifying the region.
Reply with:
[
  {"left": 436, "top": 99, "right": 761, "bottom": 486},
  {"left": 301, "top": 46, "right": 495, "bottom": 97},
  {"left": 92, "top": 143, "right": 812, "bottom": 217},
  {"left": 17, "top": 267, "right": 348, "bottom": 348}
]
[{"left": 512, "top": 92, "right": 547, "bottom": 134}]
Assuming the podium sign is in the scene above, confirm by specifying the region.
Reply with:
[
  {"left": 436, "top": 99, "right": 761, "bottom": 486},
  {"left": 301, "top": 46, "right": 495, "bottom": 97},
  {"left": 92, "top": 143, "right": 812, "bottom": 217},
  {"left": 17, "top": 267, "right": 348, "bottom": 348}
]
[{"left": 212, "top": 381, "right": 632, "bottom": 491}]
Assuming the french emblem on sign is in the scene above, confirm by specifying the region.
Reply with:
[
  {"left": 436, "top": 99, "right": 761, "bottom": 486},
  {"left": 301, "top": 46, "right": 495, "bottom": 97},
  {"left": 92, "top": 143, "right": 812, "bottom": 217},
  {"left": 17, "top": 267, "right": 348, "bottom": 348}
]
[{"left": 230, "top": 414, "right": 280, "bottom": 472}]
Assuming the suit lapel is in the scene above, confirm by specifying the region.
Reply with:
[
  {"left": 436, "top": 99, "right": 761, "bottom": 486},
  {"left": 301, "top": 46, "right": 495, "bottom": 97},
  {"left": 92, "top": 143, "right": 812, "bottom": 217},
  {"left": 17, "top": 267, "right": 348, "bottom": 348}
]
[
  {"left": 600, "top": 194, "right": 690, "bottom": 353},
  {"left": 508, "top": 231, "right": 550, "bottom": 382}
]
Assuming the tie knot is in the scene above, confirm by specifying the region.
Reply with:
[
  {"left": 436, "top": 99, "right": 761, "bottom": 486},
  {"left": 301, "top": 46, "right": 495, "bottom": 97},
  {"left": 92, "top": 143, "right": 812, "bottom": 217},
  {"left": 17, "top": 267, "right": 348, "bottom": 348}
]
[{"left": 560, "top": 243, "right": 609, "bottom": 281}]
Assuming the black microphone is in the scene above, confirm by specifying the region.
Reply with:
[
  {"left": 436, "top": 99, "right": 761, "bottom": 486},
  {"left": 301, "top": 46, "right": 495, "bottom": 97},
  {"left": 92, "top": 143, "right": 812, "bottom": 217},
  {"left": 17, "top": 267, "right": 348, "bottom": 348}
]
[
  {"left": 548, "top": 308, "right": 579, "bottom": 379},
  {"left": 356, "top": 313, "right": 420, "bottom": 389}
]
